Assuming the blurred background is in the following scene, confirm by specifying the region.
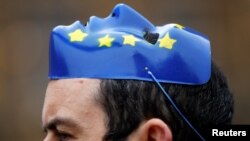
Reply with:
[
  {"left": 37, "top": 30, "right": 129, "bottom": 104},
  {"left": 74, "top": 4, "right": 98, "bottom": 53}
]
[{"left": 0, "top": 0, "right": 249, "bottom": 140}]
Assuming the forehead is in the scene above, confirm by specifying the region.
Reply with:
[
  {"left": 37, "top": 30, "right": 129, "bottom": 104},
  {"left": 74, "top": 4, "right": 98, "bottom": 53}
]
[{"left": 42, "top": 78, "right": 101, "bottom": 125}]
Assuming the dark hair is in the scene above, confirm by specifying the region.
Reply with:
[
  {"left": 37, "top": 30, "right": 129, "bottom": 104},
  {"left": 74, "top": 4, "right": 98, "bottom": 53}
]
[{"left": 99, "top": 63, "right": 234, "bottom": 141}]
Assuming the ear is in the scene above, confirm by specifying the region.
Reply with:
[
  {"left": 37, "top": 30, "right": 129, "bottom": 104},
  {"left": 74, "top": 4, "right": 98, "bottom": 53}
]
[{"left": 127, "top": 118, "right": 172, "bottom": 141}]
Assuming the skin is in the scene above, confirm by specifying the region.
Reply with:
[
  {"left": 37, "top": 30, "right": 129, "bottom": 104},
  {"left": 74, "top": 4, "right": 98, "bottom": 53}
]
[
  {"left": 42, "top": 78, "right": 172, "bottom": 141},
  {"left": 42, "top": 78, "right": 106, "bottom": 141}
]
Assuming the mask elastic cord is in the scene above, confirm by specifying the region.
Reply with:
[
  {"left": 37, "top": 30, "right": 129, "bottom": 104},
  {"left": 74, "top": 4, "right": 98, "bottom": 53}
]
[{"left": 145, "top": 67, "right": 206, "bottom": 141}]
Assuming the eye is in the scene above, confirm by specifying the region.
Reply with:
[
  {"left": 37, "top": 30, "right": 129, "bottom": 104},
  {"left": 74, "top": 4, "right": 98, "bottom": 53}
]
[
  {"left": 111, "top": 12, "right": 116, "bottom": 17},
  {"left": 56, "top": 131, "right": 72, "bottom": 141},
  {"left": 111, "top": 8, "right": 120, "bottom": 18},
  {"left": 143, "top": 30, "right": 159, "bottom": 44}
]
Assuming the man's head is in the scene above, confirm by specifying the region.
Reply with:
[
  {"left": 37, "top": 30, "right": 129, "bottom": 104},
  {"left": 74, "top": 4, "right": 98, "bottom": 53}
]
[
  {"left": 42, "top": 62, "right": 233, "bottom": 141},
  {"left": 43, "top": 3, "right": 233, "bottom": 141}
]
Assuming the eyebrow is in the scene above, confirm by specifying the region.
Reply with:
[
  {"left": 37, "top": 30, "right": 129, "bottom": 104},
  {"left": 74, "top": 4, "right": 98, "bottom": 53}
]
[{"left": 43, "top": 117, "right": 80, "bottom": 132}]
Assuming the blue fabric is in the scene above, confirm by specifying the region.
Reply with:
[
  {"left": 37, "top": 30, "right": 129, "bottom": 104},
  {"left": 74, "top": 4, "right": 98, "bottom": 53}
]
[{"left": 49, "top": 3, "right": 211, "bottom": 85}]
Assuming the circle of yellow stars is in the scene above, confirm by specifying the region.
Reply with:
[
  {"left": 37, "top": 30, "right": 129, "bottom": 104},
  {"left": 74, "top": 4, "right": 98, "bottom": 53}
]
[{"left": 68, "top": 24, "right": 184, "bottom": 49}]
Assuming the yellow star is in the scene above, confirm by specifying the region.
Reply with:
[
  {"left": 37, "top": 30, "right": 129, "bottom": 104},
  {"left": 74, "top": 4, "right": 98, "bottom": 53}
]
[
  {"left": 175, "top": 24, "right": 184, "bottom": 29},
  {"left": 68, "top": 29, "right": 88, "bottom": 42},
  {"left": 98, "top": 35, "right": 115, "bottom": 47},
  {"left": 158, "top": 33, "right": 176, "bottom": 49},
  {"left": 122, "top": 35, "right": 139, "bottom": 46}
]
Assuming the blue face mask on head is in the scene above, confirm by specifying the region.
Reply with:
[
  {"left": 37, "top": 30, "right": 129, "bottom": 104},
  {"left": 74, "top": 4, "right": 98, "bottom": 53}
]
[
  {"left": 49, "top": 3, "right": 210, "bottom": 140},
  {"left": 49, "top": 3, "right": 211, "bottom": 85}
]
